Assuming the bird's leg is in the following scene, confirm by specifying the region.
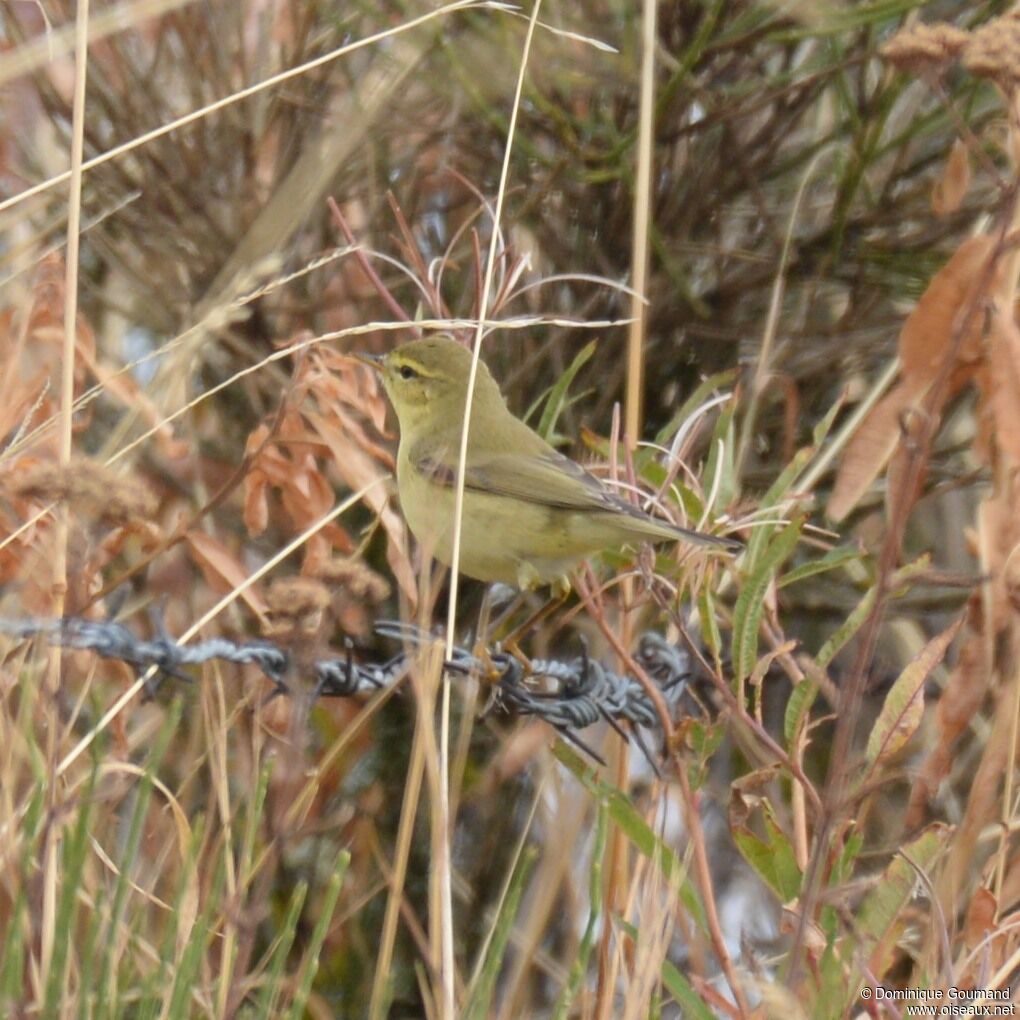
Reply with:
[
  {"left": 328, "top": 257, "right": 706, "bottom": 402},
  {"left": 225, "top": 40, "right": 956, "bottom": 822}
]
[
  {"left": 498, "top": 583, "right": 570, "bottom": 670},
  {"left": 482, "top": 586, "right": 529, "bottom": 643},
  {"left": 472, "top": 584, "right": 524, "bottom": 683}
]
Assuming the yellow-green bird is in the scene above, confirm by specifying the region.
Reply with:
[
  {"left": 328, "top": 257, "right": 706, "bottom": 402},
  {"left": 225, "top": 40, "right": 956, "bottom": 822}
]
[{"left": 358, "top": 336, "right": 739, "bottom": 589}]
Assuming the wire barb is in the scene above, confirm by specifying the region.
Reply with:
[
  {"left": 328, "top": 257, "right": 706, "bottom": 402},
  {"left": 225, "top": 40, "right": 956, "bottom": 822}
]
[{"left": 0, "top": 616, "right": 694, "bottom": 752}]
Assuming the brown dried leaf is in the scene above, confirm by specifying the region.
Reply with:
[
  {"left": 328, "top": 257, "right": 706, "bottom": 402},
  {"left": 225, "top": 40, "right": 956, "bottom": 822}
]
[
  {"left": 986, "top": 300, "right": 1020, "bottom": 459},
  {"left": 964, "top": 887, "right": 997, "bottom": 949},
  {"left": 305, "top": 409, "right": 417, "bottom": 606},
  {"left": 940, "top": 687, "right": 1014, "bottom": 916},
  {"left": 242, "top": 417, "right": 353, "bottom": 553},
  {"left": 829, "top": 237, "right": 997, "bottom": 522},
  {"left": 242, "top": 424, "right": 276, "bottom": 538},
  {"left": 302, "top": 347, "right": 390, "bottom": 443},
  {"left": 899, "top": 235, "right": 994, "bottom": 384},
  {"left": 906, "top": 607, "right": 987, "bottom": 828},
  {"left": 185, "top": 530, "right": 267, "bottom": 617},
  {"left": 827, "top": 379, "right": 925, "bottom": 522},
  {"left": 278, "top": 452, "right": 336, "bottom": 528},
  {"left": 932, "top": 139, "right": 971, "bottom": 217}
]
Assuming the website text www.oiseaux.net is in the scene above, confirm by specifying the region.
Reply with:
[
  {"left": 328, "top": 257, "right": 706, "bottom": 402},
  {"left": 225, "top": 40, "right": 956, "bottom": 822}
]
[{"left": 860, "top": 986, "right": 1014, "bottom": 1016}]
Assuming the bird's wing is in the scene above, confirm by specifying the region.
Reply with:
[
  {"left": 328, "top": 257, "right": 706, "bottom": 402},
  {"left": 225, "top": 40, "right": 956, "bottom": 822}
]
[
  {"left": 414, "top": 446, "right": 629, "bottom": 515},
  {"left": 412, "top": 443, "right": 742, "bottom": 551}
]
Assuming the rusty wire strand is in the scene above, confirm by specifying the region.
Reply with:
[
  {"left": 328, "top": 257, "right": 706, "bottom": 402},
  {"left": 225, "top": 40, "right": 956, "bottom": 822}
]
[{"left": 0, "top": 616, "right": 693, "bottom": 745}]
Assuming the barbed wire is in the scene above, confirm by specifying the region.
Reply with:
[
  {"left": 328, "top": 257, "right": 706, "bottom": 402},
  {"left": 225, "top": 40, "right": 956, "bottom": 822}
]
[{"left": 0, "top": 615, "right": 695, "bottom": 763}]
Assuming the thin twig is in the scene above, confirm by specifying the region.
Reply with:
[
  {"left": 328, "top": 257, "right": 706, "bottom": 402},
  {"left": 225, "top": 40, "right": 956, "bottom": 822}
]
[{"left": 327, "top": 197, "right": 416, "bottom": 330}]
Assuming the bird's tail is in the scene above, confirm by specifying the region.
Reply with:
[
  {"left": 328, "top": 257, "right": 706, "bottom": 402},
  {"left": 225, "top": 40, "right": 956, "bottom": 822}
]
[{"left": 629, "top": 513, "right": 742, "bottom": 554}]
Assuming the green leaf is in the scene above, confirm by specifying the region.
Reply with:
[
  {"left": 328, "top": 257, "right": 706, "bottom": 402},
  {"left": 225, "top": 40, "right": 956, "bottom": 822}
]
[
  {"left": 816, "top": 556, "right": 930, "bottom": 668},
  {"left": 779, "top": 545, "right": 861, "bottom": 588},
  {"left": 732, "top": 807, "right": 803, "bottom": 902},
  {"left": 43, "top": 766, "right": 97, "bottom": 1017},
  {"left": 697, "top": 586, "right": 722, "bottom": 662},
  {"left": 465, "top": 846, "right": 539, "bottom": 1020},
  {"left": 832, "top": 830, "right": 864, "bottom": 888},
  {"left": 283, "top": 852, "right": 348, "bottom": 1020},
  {"left": 816, "top": 586, "right": 877, "bottom": 669},
  {"left": 661, "top": 960, "right": 716, "bottom": 1020},
  {"left": 702, "top": 401, "right": 737, "bottom": 513},
  {"left": 865, "top": 617, "right": 963, "bottom": 767},
  {"left": 742, "top": 396, "right": 845, "bottom": 564},
  {"left": 654, "top": 370, "right": 738, "bottom": 447},
  {"left": 857, "top": 824, "right": 950, "bottom": 948},
  {"left": 530, "top": 341, "right": 596, "bottom": 441},
  {"left": 812, "top": 393, "right": 846, "bottom": 447},
  {"left": 254, "top": 883, "right": 309, "bottom": 1020},
  {"left": 784, "top": 678, "right": 819, "bottom": 747},
  {"left": 731, "top": 516, "right": 803, "bottom": 683},
  {"left": 685, "top": 719, "right": 726, "bottom": 761}
]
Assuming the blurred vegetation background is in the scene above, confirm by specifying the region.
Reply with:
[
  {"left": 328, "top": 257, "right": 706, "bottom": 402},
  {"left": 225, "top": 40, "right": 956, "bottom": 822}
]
[{"left": 1, "top": 1, "right": 1016, "bottom": 1017}]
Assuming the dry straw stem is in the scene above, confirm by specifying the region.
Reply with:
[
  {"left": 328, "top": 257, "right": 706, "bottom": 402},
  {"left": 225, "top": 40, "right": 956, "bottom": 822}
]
[
  {"left": 53, "top": 480, "right": 383, "bottom": 780},
  {"left": 606, "top": 6, "right": 655, "bottom": 1008},
  {"left": 439, "top": 5, "right": 542, "bottom": 1015},
  {"left": 41, "top": 0, "right": 89, "bottom": 997},
  {"left": 623, "top": 0, "right": 656, "bottom": 446},
  {"left": 367, "top": 639, "right": 438, "bottom": 1020}
]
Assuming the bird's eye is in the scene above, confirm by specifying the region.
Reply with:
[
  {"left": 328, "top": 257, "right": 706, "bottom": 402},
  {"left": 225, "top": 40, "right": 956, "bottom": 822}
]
[{"left": 398, "top": 365, "right": 417, "bottom": 380}]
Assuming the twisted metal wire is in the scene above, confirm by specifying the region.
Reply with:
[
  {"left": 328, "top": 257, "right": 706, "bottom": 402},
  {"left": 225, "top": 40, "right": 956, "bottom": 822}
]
[{"left": 0, "top": 616, "right": 693, "bottom": 741}]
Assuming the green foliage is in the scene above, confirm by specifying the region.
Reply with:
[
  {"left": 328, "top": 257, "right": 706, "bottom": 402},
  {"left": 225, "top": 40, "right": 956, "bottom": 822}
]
[
  {"left": 527, "top": 339, "right": 597, "bottom": 443},
  {"left": 732, "top": 516, "right": 804, "bottom": 683},
  {"left": 464, "top": 845, "right": 539, "bottom": 1020},
  {"left": 731, "top": 804, "right": 802, "bottom": 903}
]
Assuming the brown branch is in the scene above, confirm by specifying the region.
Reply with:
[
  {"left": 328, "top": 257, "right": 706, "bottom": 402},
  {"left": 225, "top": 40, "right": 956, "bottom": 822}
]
[{"left": 326, "top": 196, "right": 417, "bottom": 331}]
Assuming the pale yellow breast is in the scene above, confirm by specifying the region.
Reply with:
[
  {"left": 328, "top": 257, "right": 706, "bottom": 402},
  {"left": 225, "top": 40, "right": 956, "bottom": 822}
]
[{"left": 396, "top": 444, "right": 598, "bottom": 585}]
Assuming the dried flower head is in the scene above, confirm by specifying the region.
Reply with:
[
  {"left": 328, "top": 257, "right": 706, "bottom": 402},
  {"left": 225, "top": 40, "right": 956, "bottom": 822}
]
[
  {"left": 7, "top": 458, "right": 157, "bottom": 526},
  {"left": 964, "top": 16, "right": 1020, "bottom": 89},
  {"left": 880, "top": 23, "right": 970, "bottom": 75},
  {"left": 314, "top": 556, "right": 391, "bottom": 603},
  {"left": 264, "top": 576, "right": 332, "bottom": 639},
  {"left": 312, "top": 556, "right": 391, "bottom": 639}
]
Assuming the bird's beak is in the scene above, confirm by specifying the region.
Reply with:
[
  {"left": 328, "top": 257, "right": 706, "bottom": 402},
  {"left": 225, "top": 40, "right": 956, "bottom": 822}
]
[{"left": 351, "top": 351, "right": 384, "bottom": 372}]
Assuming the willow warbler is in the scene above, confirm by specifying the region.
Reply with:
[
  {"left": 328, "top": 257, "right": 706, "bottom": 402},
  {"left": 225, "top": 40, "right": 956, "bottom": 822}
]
[{"left": 358, "top": 336, "right": 739, "bottom": 588}]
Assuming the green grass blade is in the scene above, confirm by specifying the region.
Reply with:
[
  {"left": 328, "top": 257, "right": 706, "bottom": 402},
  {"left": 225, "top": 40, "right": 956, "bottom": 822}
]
[
  {"left": 282, "top": 851, "right": 349, "bottom": 1020},
  {"left": 551, "top": 800, "right": 608, "bottom": 1020},
  {"left": 463, "top": 845, "right": 538, "bottom": 1020},
  {"left": 253, "top": 881, "right": 309, "bottom": 1020},
  {"left": 731, "top": 516, "right": 803, "bottom": 683}
]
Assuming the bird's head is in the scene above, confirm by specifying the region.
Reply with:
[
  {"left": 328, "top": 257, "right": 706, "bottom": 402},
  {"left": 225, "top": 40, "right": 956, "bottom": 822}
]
[{"left": 355, "top": 336, "right": 503, "bottom": 434}]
